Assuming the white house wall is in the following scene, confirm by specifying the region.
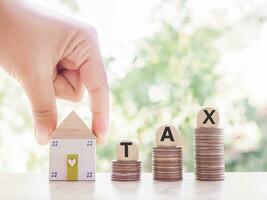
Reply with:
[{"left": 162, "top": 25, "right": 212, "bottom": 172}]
[{"left": 49, "top": 139, "right": 96, "bottom": 181}]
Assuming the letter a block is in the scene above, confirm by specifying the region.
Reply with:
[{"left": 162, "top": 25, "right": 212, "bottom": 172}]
[
  {"left": 155, "top": 124, "right": 179, "bottom": 147},
  {"left": 196, "top": 106, "right": 220, "bottom": 128},
  {"left": 116, "top": 139, "right": 139, "bottom": 161}
]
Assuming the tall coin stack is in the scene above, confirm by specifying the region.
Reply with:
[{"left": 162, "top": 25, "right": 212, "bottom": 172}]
[
  {"left": 112, "top": 139, "right": 141, "bottom": 181},
  {"left": 194, "top": 106, "right": 225, "bottom": 181},
  {"left": 153, "top": 124, "right": 183, "bottom": 181}
]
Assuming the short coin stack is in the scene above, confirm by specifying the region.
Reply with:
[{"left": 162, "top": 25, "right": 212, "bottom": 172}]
[
  {"left": 112, "top": 139, "right": 141, "bottom": 181},
  {"left": 194, "top": 106, "right": 225, "bottom": 181},
  {"left": 153, "top": 124, "right": 183, "bottom": 181},
  {"left": 112, "top": 160, "right": 141, "bottom": 181}
]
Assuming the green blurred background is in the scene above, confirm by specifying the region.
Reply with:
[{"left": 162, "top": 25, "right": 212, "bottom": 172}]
[{"left": 1, "top": 0, "right": 267, "bottom": 172}]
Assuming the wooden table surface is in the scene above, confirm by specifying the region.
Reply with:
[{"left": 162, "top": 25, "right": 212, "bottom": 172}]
[{"left": 0, "top": 173, "right": 266, "bottom": 200}]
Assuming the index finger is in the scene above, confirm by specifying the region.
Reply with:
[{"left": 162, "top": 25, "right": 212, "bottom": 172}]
[{"left": 80, "top": 44, "right": 109, "bottom": 144}]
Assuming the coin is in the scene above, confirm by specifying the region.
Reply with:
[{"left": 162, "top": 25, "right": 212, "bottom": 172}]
[
  {"left": 194, "top": 127, "right": 225, "bottom": 181},
  {"left": 152, "top": 146, "right": 183, "bottom": 182},
  {"left": 111, "top": 160, "right": 141, "bottom": 181}
]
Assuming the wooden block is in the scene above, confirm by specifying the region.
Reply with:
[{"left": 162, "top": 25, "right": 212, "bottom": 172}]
[
  {"left": 49, "top": 111, "right": 96, "bottom": 181},
  {"left": 116, "top": 139, "right": 139, "bottom": 161},
  {"left": 155, "top": 124, "right": 179, "bottom": 147},
  {"left": 196, "top": 106, "right": 220, "bottom": 128},
  {"left": 50, "top": 111, "right": 96, "bottom": 139}
]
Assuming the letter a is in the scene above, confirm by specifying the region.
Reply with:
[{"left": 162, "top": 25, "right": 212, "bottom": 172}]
[{"left": 160, "top": 127, "right": 174, "bottom": 142}]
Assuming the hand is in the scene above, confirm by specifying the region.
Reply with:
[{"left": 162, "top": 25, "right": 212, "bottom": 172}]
[{"left": 0, "top": 0, "right": 109, "bottom": 144}]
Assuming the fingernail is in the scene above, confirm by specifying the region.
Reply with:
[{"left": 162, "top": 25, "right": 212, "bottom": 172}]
[
  {"left": 35, "top": 125, "right": 49, "bottom": 145},
  {"left": 97, "top": 135, "right": 107, "bottom": 145}
]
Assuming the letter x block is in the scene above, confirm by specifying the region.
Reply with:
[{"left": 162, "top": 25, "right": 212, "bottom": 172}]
[
  {"left": 155, "top": 124, "right": 179, "bottom": 147},
  {"left": 197, "top": 106, "right": 220, "bottom": 128},
  {"left": 116, "top": 139, "right": 139, "bottom": 161}
]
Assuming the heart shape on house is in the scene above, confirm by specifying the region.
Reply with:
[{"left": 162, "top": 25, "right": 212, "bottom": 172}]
[{"left": 68, "top": 158, "right": 77, "bottom": 167}]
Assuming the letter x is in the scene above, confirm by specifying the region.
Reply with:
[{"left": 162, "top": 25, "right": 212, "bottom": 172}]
[{"left": 203, "top": 109, "right": 215, "bottom": 124}]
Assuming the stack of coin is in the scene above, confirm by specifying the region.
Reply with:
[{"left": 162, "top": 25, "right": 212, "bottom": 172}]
[
  {"left": 194, "top": 107, "right": 225, "bottom": 181},
  {"left": 152, "top": 146, "right": 183, "bottom": 181},
  {"left": 153, "top": 124, "right": 183, "bottom": 181},
  {"left": 112, "top": 160, "right": 141, "bottom": 181},
  {"left": 111, "top": 139, "right": 141, "bottom": 181}
]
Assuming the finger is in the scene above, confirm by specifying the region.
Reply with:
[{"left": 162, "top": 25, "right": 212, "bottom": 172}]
[
  {"left": 59, "top": 42, "right": 89, "bottom": 71},
  {"left": 80, "top": 54, "right": 109, "bottom": 144},
  {"left": 22, "top": 77, "right": 57, "bottom": 145},
  {"left": 54, "top": 69, "right": 84, "bottom": 101}
]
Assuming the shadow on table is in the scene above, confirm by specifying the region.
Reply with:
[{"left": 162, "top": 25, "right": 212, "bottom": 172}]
[
  {"left": 152, "top": 180, "right": 183, "bottom": 197},
  {"left": 49, "top": 181, "right": 95, "bottom": 199},
  {"left": 193, "top": 180, "right": 224, "bottom": 199},
  {"left": 111, "top": 180, "right": 140, "bottom": 194}
]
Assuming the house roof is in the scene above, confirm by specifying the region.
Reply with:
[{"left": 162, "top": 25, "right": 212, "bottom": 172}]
[{"left": 50, "top": 111, "right": 96, "bottom": 139}]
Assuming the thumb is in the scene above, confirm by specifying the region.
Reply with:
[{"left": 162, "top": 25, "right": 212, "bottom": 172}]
[{"left": 22, "top": 77, "right": 57, "bottom": 145}]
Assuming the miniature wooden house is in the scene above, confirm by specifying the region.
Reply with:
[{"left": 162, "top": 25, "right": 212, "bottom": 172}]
[{"left": 49, "top": 111, "right": 96, "bottom": 181}]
